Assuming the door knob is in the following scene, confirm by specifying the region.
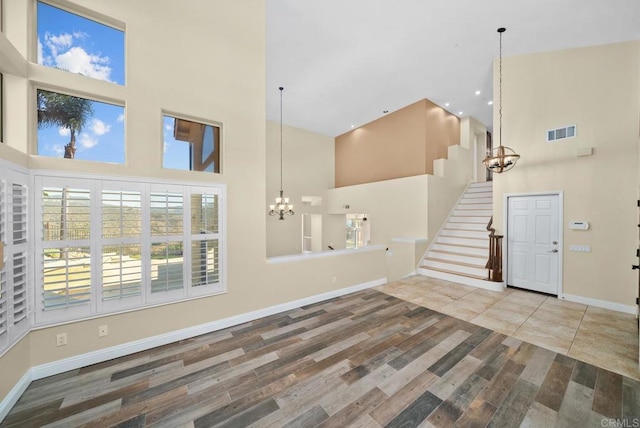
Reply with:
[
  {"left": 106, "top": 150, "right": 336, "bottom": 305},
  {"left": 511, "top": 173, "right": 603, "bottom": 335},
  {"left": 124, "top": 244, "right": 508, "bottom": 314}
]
[
  {"left": 548, "top": 249, "right": 558, "bottom": 253},
  {"left": 633, "top": 265, "right": 640, "bottom": 270}
]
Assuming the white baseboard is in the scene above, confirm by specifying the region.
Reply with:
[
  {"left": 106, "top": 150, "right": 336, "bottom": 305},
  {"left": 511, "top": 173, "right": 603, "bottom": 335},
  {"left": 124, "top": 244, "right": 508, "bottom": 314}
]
[
  {"left": 0, "top": 370, "right": 33, "bottom": 423},
  {"left": 560, "top": 293, "right": 637, "bottom": 315},
  {"left": 1, "top": 277, "right": 387, "bottom": 422}
]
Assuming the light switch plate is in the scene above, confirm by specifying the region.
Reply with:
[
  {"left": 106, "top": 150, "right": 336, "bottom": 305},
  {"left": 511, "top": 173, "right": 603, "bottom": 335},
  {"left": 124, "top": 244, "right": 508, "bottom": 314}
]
[{"left": 569, "top": 245, "right": 591, "bottom": 252}]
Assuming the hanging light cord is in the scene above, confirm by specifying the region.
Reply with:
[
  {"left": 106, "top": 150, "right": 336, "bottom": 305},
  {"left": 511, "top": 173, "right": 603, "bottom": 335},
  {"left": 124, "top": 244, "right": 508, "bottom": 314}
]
[
  {"left": 279, "top": 87, "right": 284, "bottom": 193},
  {"left": 498, "top": 28, "right": 504, "bottom": 148}
]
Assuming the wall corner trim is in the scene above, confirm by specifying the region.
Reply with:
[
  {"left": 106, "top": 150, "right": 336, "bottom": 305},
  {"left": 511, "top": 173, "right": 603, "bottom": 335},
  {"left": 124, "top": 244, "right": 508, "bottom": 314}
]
[{"left": 0, "top": 277, "right": 387, "bottom": 422}]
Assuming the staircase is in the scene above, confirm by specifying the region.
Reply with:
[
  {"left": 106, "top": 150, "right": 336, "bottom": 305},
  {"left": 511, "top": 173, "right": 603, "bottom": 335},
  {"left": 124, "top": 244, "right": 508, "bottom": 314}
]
[{"left": 417, "top": 181, "right": 503, "bottom": 291}]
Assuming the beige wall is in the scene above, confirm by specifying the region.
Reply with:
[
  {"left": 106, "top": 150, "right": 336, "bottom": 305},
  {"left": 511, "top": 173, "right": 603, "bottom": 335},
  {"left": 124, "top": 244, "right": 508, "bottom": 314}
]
[
  {"left": 266, "top": 121, "right": 340, "bottom": 256},
  {"left": 335, "top": 99, "right": 460, "bottom": 187},
  {"left": 0, "top": 0, "right": 386, "bottom": 401},
  {"left": 493, "top": 41, "right": 640, "bottom": 306},
  {"left": 327, "top": 134, "right": 478, "bottom": 280}
]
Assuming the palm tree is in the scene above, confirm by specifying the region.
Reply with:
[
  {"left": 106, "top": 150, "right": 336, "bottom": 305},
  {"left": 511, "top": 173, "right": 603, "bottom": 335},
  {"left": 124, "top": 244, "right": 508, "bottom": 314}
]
[{"left": 37, "top": 89, "right": 94, "bottom": 159}]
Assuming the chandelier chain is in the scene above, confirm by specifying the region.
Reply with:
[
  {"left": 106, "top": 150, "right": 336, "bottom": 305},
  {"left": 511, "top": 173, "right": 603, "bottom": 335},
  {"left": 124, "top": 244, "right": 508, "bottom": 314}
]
[
  {"left": 279, "top": 87, "right": 284, "bottom": 192},
  {"left": 499, "top": 29, "right": 503, "bottom": 148}
]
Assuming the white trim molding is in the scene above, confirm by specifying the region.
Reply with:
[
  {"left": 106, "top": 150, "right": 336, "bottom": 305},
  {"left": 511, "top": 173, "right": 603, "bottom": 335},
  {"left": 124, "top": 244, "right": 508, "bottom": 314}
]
[
  {"left": 266, "top": 244, "right": 385, "bottom": 264},
  {"left": 0, "top": 277, "right": 387, "bottom": 421},
  {"left": 560, "top": 293, "right": 637, "bottom": 315}
]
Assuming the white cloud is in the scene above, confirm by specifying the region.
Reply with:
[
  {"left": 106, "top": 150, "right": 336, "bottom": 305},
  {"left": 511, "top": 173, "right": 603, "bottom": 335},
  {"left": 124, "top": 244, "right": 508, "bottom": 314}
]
[
  {"left": 91, "top": 119, "right": 111, "bottom": 136},
  {"left": 165, "top": 124, "right": 172, "bottom": 131},
  {"left": 44, "top": 32, "right": 73, "bottom": 57},
  {"left": 79, "top": 133, "right": 98, "bottom": 149},
  {"left": 117, "top": 113, "right": 125, "bottom": 123},
  {"left": 58, "top": 127, "right": 70, "bottom": 137},
  {"left": 72, "top": 31, "right": 88, "bottom": 40},
  {"left": 52, "top": 145, "right": 65, "bottom": 157},
  {"left": 37, "top": 38, "right": 44, "bottom": 64},
  {"left": 55, "top": 46, "right": 112, "bottom": 82},
  {"left": 163, "top": 141, "right": 169, "bottom": 154}
]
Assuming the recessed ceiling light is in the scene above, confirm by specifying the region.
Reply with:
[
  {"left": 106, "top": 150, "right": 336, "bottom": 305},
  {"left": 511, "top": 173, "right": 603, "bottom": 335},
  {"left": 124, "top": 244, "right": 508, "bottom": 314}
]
[
  {"left": 445, "top": 103, "right": 450, "bottom": 107},
  {"left": 458, "top": 111, "right": 463, "bottom": 115},
  {"left": 351, "top": 125, "right": 355, "bottom": 128},
  {"left": 488, "top": 100, "right": 493, "bottom": 105},
  {"left": 475, "top": 90, "right": 481, "bottom": 95}
]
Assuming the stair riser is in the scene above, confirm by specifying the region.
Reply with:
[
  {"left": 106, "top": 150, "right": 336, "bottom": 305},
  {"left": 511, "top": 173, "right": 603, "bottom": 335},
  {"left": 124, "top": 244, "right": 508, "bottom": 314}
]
[
  {"left": 445, "top": 222, "right": 487, "bottom": 231},
  {"left": 467, "top": 186, "right": 493, "bottom": 193},
  {"left": 460, "top": 197, "right": 492, "bottom": 204},
  {"left": 453, "top": 210, "right": 492, "bottom": 217},
  {"left": 442, "top": 229, "right": 489, "bottom": 239},
  {"left": 463, "top": 192, "right": 493, "bottom": 199},
  {"left": 437, "top": 236, "right": 489, "bottom": 247},
  {"left": 416, "top": 269, "right": 503, "bottom": 292},
  {"left": 421, "top": 260, "right": 487, "bottom": 276},
  {"left": 448, "top": 216, "right": 491, "bottom": 224},
  {"left": 455, "top": 203, "right": 492, "bottom": 210},
  {"left": 432, "top": 243, "right": 488, "bottom": 256},
  {"left": 426, "top": 252, "right": 487, "bottom": 266}
]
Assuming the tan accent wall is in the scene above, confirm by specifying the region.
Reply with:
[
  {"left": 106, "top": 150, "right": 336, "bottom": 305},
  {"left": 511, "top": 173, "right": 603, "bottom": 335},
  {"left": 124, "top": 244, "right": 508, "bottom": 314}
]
[
  {"left": 492, "top": 41, "right": 640, "bottom": 306},
  {"left": 335, "top": 99, "right": 460, "bottom": 187}
]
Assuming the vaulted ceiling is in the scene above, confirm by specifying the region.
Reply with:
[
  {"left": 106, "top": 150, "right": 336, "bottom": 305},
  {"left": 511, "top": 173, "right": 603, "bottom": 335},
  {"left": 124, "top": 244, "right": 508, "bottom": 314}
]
[{"left": 266, "top": 0, "right": 640, "bottom": 137}]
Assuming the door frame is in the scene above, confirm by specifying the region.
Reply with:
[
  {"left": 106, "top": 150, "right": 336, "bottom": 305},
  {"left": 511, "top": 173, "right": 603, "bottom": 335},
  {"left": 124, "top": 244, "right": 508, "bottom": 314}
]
[{"left": 503, "top": 191, "right": 564, "bottom": 296}]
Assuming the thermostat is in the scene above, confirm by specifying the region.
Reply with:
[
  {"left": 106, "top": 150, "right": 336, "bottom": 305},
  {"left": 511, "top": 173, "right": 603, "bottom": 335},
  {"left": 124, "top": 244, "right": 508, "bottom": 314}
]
[{"left": 569, "top": 221, "right": 589, "bottom": 230}]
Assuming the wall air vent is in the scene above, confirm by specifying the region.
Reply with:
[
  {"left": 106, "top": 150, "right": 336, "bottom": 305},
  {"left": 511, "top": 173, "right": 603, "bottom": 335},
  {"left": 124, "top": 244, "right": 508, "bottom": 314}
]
[{"left": 547, "top": 125, "right": 576, "bottom": 142}]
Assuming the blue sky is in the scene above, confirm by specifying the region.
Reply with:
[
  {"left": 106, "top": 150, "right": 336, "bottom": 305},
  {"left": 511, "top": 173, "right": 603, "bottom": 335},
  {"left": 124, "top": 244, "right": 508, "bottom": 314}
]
[{"left": 36, "top": 2, "right": 192, "bottom": 169}]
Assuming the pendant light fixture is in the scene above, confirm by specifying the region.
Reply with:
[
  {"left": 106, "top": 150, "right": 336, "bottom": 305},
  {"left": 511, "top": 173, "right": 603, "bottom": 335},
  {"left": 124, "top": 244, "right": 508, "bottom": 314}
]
[
  {"left": 483, "top": 27, "right": 520, "bottom": 174},
  {"left": 268, "top": 86, "right": 294, "bottom": 220}
]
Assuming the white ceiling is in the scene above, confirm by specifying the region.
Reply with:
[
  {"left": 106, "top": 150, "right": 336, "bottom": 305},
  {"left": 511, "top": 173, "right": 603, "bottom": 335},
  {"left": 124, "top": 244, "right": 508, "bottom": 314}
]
[{"left": 266, "top": 0, "right": 640, "bottom": 137}]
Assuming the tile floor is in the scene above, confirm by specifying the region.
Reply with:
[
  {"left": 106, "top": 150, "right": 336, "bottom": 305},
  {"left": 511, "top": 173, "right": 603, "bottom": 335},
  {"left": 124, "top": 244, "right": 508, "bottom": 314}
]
[{"left": 375, "top": 275, "right": 640, "bottom": 380}]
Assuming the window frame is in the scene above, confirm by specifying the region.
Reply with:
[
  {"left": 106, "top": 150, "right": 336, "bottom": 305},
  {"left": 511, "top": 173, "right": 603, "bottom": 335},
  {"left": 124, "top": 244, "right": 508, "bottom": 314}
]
[
  {"left": 35, "top": 0, "right": 126, "bottom": 85},
  {"left": 162, "top": 112, "right": 223, "bottom": 174},
  {"left": 34, "top": 86, "right": 127, "bottom": 164},
  {"left": 33, "top": 171, "right": 226, "bottom": 327}
]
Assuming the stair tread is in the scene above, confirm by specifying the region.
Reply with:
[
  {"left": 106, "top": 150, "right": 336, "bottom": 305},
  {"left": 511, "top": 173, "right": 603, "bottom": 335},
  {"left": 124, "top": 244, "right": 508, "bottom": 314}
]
[
  {"left": 438, "top": 235, "right": 487, "bottom": 241},
  {"left": 424, "top": 257, "right": 486, "bottom": 268},
  {"left": 434, "top": 242, "right": 488, "bottom": 250},
  {"left": 429, "top": 249, "right": 486, "bottom": 259},
  {"left": 419, "top": 266, "right": 487, "bottom": 281}
]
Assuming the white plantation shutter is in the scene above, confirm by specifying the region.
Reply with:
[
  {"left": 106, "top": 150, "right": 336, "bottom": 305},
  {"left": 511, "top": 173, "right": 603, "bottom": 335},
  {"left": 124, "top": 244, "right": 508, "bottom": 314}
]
[
  {"left": 36, "top": 178, "right": 93, "bottom": 323},
  {"left": 11, "top": 183, "right": 27, "bottom": 245},
  {"left": 0, "top": 180, "right": 7, "bottom": 344},
  {"left": 9, "top": 182, "right": 28, "bottom": 332},
  {"left": 42, "top": 247, "right": 92, "bottom": 310},
  {"left": 0, "top": 167, "right": 31, "bottom": 352},
  {"left": 189, "top": 189, "right": 222, "bottom": 296},
  {"left": 32, "top": 174, "right": 225, "bottom": 325},
  {"left": 149, "top": 188, "right": 185, "bottom": 300},
  {"left": 12, "top": 251, "right": 27, "bottom": 323},
  {"left": 100, "top": 187, "right": 144, "bottom": 310}
]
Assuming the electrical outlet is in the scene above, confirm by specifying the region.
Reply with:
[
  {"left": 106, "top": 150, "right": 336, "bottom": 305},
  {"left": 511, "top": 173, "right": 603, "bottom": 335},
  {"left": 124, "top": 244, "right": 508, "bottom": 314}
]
[
  {"left": 98, "top": 325, "right": 108, "bottom": 337},
  {"left": 56, "top": 333, "right": 67, "bottom": 346}
]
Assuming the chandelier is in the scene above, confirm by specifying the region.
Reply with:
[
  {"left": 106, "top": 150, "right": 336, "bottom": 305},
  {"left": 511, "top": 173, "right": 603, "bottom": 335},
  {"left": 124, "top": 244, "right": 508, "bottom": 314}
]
[
  {"left": 268, "top": 87, "right": 294, "bottom": 220},
  {"left": 483, "top": 27, "right": 520, "bottom": 173}
]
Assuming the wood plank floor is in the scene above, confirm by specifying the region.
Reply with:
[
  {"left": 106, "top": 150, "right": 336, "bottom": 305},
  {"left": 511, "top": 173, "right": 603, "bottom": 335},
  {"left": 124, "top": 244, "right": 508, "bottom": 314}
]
[{"left": 3, "top": 289, "right": 640, "bottom": 427}]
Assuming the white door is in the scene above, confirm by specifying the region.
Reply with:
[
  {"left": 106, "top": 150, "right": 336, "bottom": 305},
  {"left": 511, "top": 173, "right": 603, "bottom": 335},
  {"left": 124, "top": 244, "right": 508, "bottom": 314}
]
[{"left": 507, "top": 194, "right": 560, "bottom": 294}]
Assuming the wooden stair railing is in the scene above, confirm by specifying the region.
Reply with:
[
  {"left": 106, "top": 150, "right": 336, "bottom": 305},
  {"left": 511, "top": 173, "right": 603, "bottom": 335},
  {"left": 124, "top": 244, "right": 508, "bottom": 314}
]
[{"left": 485, "top": 216, "right": 503, "bottom": 282}]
